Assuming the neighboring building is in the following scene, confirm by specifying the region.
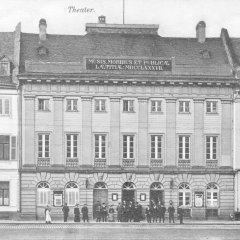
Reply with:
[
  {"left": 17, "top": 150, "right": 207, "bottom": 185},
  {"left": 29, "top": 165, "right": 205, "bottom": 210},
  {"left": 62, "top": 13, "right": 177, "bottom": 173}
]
[
  {"left": 18, "top": 17, "right": 239, "bottom": 220},
  {"left": 0, "top": 23, "right": 20, "bottom": 219}
]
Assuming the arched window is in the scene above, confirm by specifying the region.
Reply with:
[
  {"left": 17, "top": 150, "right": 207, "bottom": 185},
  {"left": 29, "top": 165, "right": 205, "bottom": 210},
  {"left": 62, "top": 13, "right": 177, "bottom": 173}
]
[
  {"left": 122, "top": 182, "right": 135, "bottom": 189},
  {"left": 65, "top": 182, "right": 79, "bottom": 206},
  {"left": 37, "top": 182, "right": 50, "bottom": 206},
  {"left": 150, "top": 182, "right": 163, "bottom": 190},
  {"left": 94, "top": 182, "right": 107, "bottom": 189},
  {"left": 206, "top": 183, "right": 219, "bottom": 207},
  {"left": 178, "top": 183, "right": 191, "bottom": 206}
]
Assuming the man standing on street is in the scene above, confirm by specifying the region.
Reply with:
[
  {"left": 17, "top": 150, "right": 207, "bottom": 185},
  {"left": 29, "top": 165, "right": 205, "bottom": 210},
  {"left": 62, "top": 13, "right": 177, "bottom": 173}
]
[
  {"left": 159, "top": 203, "right": 166, "bottom": 223},
  {"left": 168, "top": 202, "right": 175, "bottom": 223},
  {"left": 62, "top": 203, "right": 70, "bottom": 222},
  {"left": 177, "top": 205, "right": 184, "bottom": 224}
]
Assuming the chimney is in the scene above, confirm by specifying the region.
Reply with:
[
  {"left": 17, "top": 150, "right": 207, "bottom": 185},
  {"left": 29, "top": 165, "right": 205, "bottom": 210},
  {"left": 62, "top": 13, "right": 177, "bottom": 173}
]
[
  {"left": 196, "top": 21, "right": 206, "bottom": 43},
  {"left": 39, "top": 18, "right": 47, "bottom": 41},
  {"left": 98, "top": 15, "right": 106, "bottom": 24}
]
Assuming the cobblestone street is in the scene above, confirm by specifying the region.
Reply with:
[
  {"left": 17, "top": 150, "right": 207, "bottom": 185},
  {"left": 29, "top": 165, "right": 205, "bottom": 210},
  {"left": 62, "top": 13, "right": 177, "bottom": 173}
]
[{"left": 0, "top": 223, "right": 240, "bottom": 240}]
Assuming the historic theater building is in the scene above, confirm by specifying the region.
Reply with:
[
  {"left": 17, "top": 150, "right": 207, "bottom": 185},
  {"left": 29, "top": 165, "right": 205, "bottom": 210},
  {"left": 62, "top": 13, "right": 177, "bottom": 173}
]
[{"left": 18, "top": 17, "right": 239, "bottom": 219}]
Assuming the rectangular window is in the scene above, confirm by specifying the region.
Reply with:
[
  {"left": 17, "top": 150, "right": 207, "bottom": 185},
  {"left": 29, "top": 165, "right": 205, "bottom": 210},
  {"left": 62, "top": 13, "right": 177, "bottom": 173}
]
[
  {"left": 123, "top": 135, "right": 134, "bottom": 159},
  {"left": 66, "top": 134, "right": 78, "bottom": 158},
  {"left": 123, "top": 100, "right": 134, "bottom": 112},
  {"left": 38, "top": 99, "right": 50, "bottom": 111},
  {"left": 207, "top": 192, "right": 218, "bottom": 207},
  {"left": 0, "top": 98, "right": 10, "bottom": 115},
  {"left": 0, "top": 63, "right": 9, "bottom": 76},
  {"left": 0, "top": 136, "right": 10, "bottom": 160},
  {"left": 66, "top": 99, "right": 78, "bottom": 112},
  {"left": 95, "top": 134, "right": 106, "bottom": 159},
  {"left": 206, "top": 136, "right": 217, "bottom": 160},
  {"left": 37, "top": 189, "right": 50, "bottom": 206},
  {"left": 179, "top": 192, "right": 191, "bottom": 206},
  {"left": 179, "top": 101, "right": 190, "bottom": 113},
  {"left": 66, "top": 189, "right": 79, "bottom": 206},
  {"left": 38, "top": 134, "right": 50, "bottom": 158},
  {"left": 151, "top": 100, "right": 162, "bottom": 112},
  {"left": 206, "top": 101, "right": 217, "bottom": 113},
  {"left": 0, "top": 182, "right": 9, "bottom": 206},
  {"left": 95, "top": 99, "right": 106, "bottom": 112},
  {"left": 151, "top": 135, "right": 162, "bottom": 159},
  {"left": 179, "top": 136, "right": 190, "bottom": 160}
]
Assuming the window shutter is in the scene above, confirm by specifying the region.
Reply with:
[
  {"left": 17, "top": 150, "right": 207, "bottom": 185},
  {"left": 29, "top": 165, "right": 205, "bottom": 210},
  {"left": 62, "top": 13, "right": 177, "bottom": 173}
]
[
  {"left": 45, "top": 100, "right": 49, "bottom": 111},
  {"left": 4, "top": 99, "right": 9, "bottom": 115},
  {"left": 0, "top": 99, "right": 2, "bottom": 114},
  {"left": 11, "top": 136, "right": 17, "bottom": 160}
]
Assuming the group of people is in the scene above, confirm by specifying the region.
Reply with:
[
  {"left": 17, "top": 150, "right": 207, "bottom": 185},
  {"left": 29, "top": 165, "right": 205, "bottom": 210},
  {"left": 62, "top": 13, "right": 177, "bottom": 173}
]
[{"left": 44, "top": 201, "right": 184, "bottom": 224}]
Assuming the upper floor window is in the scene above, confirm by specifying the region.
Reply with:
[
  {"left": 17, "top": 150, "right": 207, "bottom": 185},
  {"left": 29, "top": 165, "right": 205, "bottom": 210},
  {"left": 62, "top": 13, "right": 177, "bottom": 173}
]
[
  {"left": 178, "top": 183, "right": 191, "bottom": 207},
  {"left": 38, "top": 134, "right": 50, "bottom": 158},
  {"left": 66, "top": 99, "right": 78, "bottom": 112},
  {"left": 123, "top": 135, "right": 134, "bottom": 159},
  {"left": 151, "top": 135, "right": 162, "bottom": 159},
  {"left": 0, "top": 182, "right": 9, "bottom": 206},
  {"left": 206, "top": 183, "right": 218, "bottom": 207},
  {"left": 66, "top": 134, "right": 78, "bottom": 158},
  {"left": 0, "top": 135, "right": 16, "bottom": 160},
  {"left": 0, "top": 98, "right": 10, "bottom": 116},
  {"left": 95, "top": 99, "right": 106, "bottom": 112},
  {"left": 151, "top": 100, "right": 162, "bottom": 112},
  {"left": 38, "top": 99, "right": 50, "bottom": 111},
  {"left": 95, "top": 134, "right": 106, "bottom": 159},
  {"left": 179, "top": 101, "right": 190, "bottom": 113},
  {"left": 37, "top": 182, "right": 50, "bottom": 206},
  {"left": 179, "top": 136, "right": 190, "bottom": 160},
  {"left": 123, "top": 100, "right": 134, "bottom": 112},
  {"left": 206, "top": 136, "right": 217, "bottom": 160},
  {"left": 0, "top": 62, "right": 9, "bottom": 76},
  {"left": 206, "top": 101, "right": 217, "bottom": 113}
]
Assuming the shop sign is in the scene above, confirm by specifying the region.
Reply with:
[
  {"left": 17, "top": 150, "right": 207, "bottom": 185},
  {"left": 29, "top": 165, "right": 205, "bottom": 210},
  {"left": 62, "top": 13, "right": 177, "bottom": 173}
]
[
  {"left": 86, "top": 58, "right": 172, "bottom": 72},
  {"left": 194, "top": 191, "right": 204, "bottom": 207},
  {"left": 53, "top": 191, "right": 63, "bottom": 207}
]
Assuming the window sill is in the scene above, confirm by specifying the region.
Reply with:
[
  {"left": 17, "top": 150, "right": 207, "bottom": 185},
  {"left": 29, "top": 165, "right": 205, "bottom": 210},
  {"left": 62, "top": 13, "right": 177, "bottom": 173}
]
[
  {"left": 150, "top": 111, "right": 163, "bottom": 114},
  {"left": 206, "top": 112, "right": 218, "bottom": 115},
  {"left": 122, "top": 111, "right": 135, "bottom": 113},
  {"left": 66, "top": 110, "right": 79, "bottom": 112},
  {"left": 38, "top": 110, "right": 51, "bottom": 112},
  {"left": 94, "top": 111, "right": 107, "bottom": 113},
  {"left": 178, "top": 112, "right": 191, "bottom": 114}
]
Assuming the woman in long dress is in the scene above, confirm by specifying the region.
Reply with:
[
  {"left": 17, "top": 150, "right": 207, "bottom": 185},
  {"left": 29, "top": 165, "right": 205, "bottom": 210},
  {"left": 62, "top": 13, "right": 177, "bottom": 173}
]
[{"left": 45, "top": 205, "right": 52, "bottom": 224}]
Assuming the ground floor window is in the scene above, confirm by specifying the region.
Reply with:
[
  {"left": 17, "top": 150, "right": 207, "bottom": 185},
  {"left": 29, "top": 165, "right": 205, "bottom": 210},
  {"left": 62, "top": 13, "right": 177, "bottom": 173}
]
[
  {"left": 206, "top": 183, "right": 218, "bottom": 207},
  {"left": 178, "top": 183, "right": 191, "bottom": 207},
  {"left": 65, "top": 182, "right": 79, "bottom": 206},
  {"left": 0, "top": 182, "right": 9, "bottom": 206},
  {"left": 37, "top": 182, "right": 50, "bottom": 206}
]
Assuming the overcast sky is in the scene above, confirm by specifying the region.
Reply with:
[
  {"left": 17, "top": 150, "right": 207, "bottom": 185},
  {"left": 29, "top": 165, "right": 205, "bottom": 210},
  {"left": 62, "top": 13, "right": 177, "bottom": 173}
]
[{"left": 1, "top": 0, "right": 240, "bottom": 37}]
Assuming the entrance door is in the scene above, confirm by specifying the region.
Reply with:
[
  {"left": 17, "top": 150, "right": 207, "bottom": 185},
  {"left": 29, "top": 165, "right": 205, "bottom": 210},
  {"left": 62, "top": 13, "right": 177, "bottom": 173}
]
[
  {"left": 122, "top": 182, "right": 136, "bottom": 203},
  {"left": 150, "top": 182, "right": 164, "bottom": 206},
  {"left": 93, "top": 182, "right": 108, "bottom": 218}
]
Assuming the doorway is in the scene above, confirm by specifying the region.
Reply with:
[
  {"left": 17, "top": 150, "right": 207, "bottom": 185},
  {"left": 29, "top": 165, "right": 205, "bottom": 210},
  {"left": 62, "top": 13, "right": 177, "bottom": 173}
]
[
  {"left": 122, "top": 182, "right": 136, "bottom": 203},
  {"left": 150, "top": 182, "right": 164, "bottom": 206}
]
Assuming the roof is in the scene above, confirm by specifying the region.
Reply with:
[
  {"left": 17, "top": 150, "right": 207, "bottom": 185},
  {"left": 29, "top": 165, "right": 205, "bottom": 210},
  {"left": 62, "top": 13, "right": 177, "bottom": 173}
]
[{"left": 20, "top": 30, "right": 232, "bottom": 77}]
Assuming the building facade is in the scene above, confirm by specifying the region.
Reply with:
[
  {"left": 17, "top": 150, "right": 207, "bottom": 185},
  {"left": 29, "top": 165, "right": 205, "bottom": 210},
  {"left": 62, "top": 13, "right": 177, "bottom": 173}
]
[
  {"left": 18, "top": 17, "right": 240, "bottom": 220},
  {"left": 0, "top": 23, "right": 20, "bottom": 219}
]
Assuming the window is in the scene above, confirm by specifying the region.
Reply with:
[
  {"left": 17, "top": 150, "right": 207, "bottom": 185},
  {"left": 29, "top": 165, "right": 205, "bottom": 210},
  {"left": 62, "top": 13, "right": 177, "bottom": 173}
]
[
  {"left": 206, "top": 136, "right": 217, "bottom": 160},
  {"left": 179, "top": 101, "right": 190, "bottom": 113},
  {"left": 37, "top": 182, "right": 50, "bottom": 206},
  {"left": 65, "top": 182, "right": 79, "bottom": 206},
  {"left": 95, "top": 134, "right": 106, "bottom": 159},
  {"left": 123, "top": 100, "right": 134, "bottom": 112},
  {"left": 0, "top": 182, "right": 9, "bottom": 206},
  {"left": 66, "top": 99, "right": 78, "bottom": 112},
  {"left": 151, "top": 100, "right": 162, "bottom": 112},
  {"left": 0, "top": 62, "right": 9, "bottom": 76},
  {"left": 0, "top": 98, "right": 10, "bottom": 116},
  {"left": 95, "top": 99, "right": 106, "bottom": 112},
  {"left": 206, "top": 101, "right": 217, "bottom": 113},
  {"left": 38, "top": 134, "right": 50, "bottom": 158},
  {"left": 206, "top": 183, "right": 218, "bottom": 207},
  {"left": 178, "top": 183, "right": 191, "bottom": 207},
  {"left": 0, "top": 135, "right": 16, "bottom": 160},
  {"left": 123, "top": 135, "right": 134, "bottom": 159},
  {"left": 66, "top": 134, "right": 78, "bottom": 158},
  {"left": 38, "top": 99, "right": 50, "bottom": 111},
  {"left": 151, "top": 135, "right": 162, "bottom": 159},
  {"left": 179, "top": 136, "right": 190, "bottom": 160}
]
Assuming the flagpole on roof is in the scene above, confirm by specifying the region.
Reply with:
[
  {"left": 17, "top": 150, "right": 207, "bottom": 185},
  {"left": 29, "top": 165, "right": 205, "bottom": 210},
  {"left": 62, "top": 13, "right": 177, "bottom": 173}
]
[{"left": 123, "top": 0, "right": 125, "bottom": 24}]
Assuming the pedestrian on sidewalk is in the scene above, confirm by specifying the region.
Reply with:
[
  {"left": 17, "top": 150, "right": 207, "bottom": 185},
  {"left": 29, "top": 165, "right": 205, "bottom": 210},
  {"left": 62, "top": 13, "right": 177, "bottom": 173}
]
[
  {"left": 177, "top": 205, "right": 184, "bottom": 224},
  {"left": 95, "top": 201, "right": 101, "bottom": 222},
  {"left": 101, "top": 203, "right": 108, "bottom": 222},
  {"left": 145, "top": 205, "right": 152, "bottom": 223},
  {"left": 116, "top": 203, "right": 122, "bottom": 222},
  {"left": 45, "top": 205, "right": 52, "bottom": 224},
  {"left": 168, "top": 202, "right": 175, "bottom": 223},
  {"left": 74, "top": 203, "right": 80, "bottom": 222},
  {"left": 108, "top": 205, "right": 115, "bottom": 222},
  {"left": 159, "top": 203, "right": 166, "bottom": 223},
  {"left": 62, "top": 203, "right": 70, "bottom": 222},
  {"left": 81, "top": 204, "right": 89, "bottom": 222}
]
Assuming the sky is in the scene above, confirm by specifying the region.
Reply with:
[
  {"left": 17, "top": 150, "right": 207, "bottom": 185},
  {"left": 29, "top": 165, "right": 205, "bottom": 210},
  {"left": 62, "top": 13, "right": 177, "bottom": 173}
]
[{"left": 0, "top": 0, "right": 240, "bottom": 37}]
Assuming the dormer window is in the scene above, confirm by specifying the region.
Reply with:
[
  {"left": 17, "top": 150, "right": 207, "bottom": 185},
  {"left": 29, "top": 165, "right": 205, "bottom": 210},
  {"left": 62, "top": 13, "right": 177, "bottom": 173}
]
[
  {"left": 37, "top": 46, "right": 49, "bottom": 56},
  {"left": 200, "top": 50, "right": 211, "bottom": 59},
  {"left": 0, "top": 56, "right": 10, "bottom": 76}
]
